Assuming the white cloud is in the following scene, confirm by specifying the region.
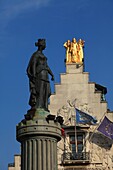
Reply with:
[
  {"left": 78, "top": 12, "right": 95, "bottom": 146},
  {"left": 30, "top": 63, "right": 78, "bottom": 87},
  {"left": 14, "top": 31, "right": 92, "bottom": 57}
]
[{"left": 0, "top": 0, "right": 51, "bottom": 25}]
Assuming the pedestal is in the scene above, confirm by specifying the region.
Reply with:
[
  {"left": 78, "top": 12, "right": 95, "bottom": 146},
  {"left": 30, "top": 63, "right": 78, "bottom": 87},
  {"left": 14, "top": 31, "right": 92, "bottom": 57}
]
[
  {"left": 66, "top": 63, "right": 84, "bottom": 73},
  {"left": 16, "top": 109, "right": 62, "bottom": 170}
]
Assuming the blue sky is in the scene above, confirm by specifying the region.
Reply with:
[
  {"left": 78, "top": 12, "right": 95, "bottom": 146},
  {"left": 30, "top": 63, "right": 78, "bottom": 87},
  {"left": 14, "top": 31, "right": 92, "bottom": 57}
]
[{"left": 0, "top": 0, "right": 113, "bottom": 169}]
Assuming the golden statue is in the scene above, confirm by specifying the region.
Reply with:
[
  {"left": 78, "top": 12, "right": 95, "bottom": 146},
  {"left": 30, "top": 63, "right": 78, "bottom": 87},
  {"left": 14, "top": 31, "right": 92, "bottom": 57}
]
[
  {"left": 64, "top": 38, "right": 85, "bottom": 64},
  {"left": 70, "top": 38, "right": 78, "bottom": 63},
  {"left": 77, "top": 39, "right": 85, "bottom": 63},
  {"left": 63, "top": 40, "right": 71, "bottom": 63}
]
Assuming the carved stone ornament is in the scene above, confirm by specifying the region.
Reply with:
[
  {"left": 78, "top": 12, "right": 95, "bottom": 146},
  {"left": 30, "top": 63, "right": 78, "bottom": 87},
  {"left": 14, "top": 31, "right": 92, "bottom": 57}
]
[{"left": 57, "top": 99, "right": 94, "bottom": 126}]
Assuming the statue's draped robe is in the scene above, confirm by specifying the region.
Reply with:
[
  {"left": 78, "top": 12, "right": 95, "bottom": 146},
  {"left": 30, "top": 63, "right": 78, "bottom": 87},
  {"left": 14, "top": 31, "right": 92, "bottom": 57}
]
[{"left": 27, "top": 51, "right": 51, "bottom": 110}]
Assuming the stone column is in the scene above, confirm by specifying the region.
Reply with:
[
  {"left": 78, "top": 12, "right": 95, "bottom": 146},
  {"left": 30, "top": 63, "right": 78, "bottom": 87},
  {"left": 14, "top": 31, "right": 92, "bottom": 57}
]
[{"left": 16, "top": 109, "right": 62, "bottom": 170}]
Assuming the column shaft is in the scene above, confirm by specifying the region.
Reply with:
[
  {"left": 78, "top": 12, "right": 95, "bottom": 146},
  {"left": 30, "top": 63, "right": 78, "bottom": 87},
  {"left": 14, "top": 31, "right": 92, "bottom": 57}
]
[{"left": 21, "top": 137, "right": 58, "bottom": 170}]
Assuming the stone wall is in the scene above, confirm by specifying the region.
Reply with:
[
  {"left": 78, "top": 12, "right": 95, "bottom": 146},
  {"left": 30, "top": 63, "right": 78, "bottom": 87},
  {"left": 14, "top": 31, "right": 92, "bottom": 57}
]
[{"left": 49, "top": 64, "right": 113, "bottom": 170}]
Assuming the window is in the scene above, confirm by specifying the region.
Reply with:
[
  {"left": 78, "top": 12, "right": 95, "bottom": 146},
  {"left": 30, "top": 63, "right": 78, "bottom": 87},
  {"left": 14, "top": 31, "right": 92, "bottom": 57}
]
[
  {"left": 62, "top": 131, "right": 90, "bottom": 162},
  {"left": 70, "top": 133, "right": 84, "bottom": 153}
]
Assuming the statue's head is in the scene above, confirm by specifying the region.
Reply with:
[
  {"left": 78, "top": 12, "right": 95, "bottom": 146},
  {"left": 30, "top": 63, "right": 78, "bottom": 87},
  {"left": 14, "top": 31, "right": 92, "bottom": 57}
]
[
  {"left": 72, "top": 38, "right": 76, "bottom": 43},
  {"left": 67, "top": 40, "right": 71, "bottom": 45},
  {"left": 35, "top": 39, "right": 46, "bottom": 50},
  {"left": 78, "top": 39, "right": 85, "bottom": 46}
]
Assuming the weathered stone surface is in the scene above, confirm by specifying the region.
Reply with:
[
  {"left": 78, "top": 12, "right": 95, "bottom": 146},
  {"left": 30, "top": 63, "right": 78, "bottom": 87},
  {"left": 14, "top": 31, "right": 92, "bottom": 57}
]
[
  {"left": 48, "top": 63, "right": 113, "bottom": 170},
  {"left": 17, "top": 113, "right": 62, "bottom": 170}
]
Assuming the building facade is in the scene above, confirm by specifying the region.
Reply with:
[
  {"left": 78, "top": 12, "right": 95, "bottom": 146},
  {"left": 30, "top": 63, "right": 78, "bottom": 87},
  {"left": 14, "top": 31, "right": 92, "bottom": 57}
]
[
  {"left": 49, "top": 63, "right": 113, "bottom": 170},
  {"left": 9, "top": 38, "right": 113, "bottom": 170},
  {"left": 8, "top": 155, "right": 21, "bottom": 170}
]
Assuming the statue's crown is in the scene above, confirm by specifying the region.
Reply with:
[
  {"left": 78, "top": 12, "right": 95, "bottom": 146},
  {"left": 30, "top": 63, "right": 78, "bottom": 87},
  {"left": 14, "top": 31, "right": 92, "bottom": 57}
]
[{"left": 35, "top": 39, "right": 46, "bottom": 47}]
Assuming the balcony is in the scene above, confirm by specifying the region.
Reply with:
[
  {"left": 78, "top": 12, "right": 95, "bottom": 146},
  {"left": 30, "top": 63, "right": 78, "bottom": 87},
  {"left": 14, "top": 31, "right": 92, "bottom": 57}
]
[{"left": 62, "top": 152, "right": 90, "bottom": 165}]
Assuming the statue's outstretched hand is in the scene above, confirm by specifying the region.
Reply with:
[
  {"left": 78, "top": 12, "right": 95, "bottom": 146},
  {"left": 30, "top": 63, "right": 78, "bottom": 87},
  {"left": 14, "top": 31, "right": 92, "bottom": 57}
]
[{"left": 51, "top": 75, "right": 54, "bottom": 81}]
